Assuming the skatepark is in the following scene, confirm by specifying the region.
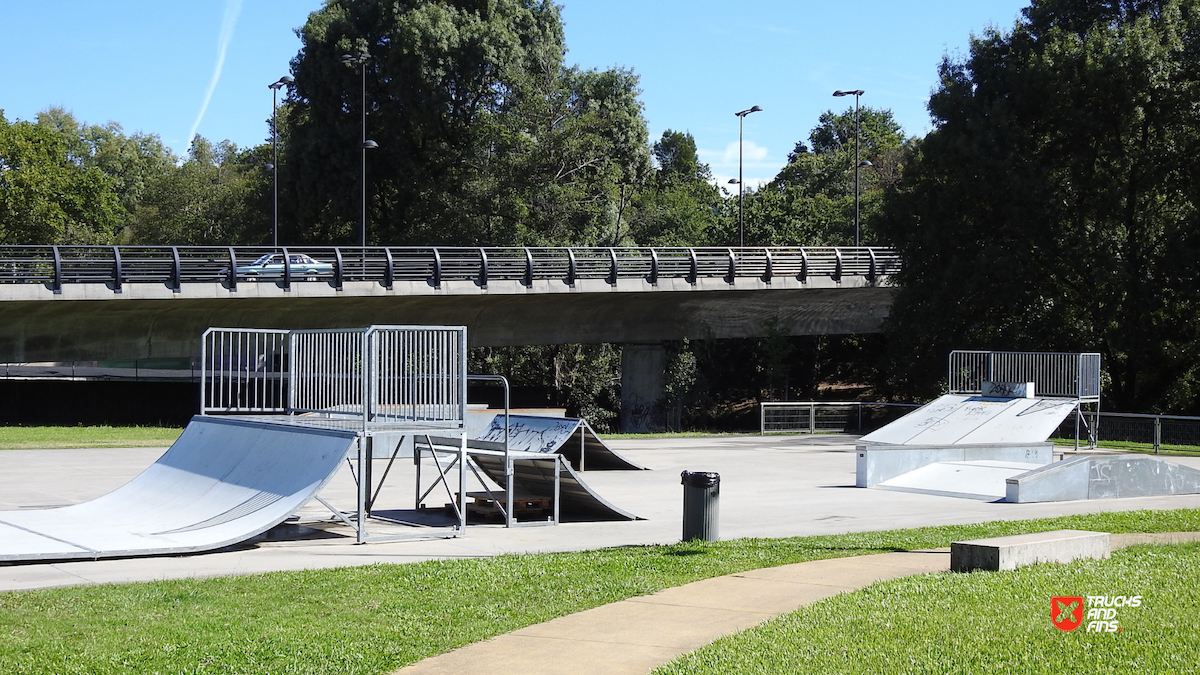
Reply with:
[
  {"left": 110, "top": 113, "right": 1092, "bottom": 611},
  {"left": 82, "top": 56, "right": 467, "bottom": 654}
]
[
  {"left": 5, "top": 334, "right": 1200, "bottom": 674},
  {"left": 4, "top": 431, "right": 1200, "bottom": 592}
]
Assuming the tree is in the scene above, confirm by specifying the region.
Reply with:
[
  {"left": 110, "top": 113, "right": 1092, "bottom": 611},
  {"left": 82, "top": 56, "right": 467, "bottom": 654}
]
[
  {"left": 878, "top": 0, "right": 1200, "bottom": 412},
  {"left": 36, "top": 107, "right": 177, "bottom": 221},
  {"left": 0, "top": 112, "right": 122, "bottom": 244},
  {"left": 741, "top": 107, "right": 908, "bottom": 246},
  {"left": 129, "top": 136, "right": 271, "bottom": 245},
  {"left": 282, "top": 0, "right": 650, "bottom": 247},
  {"left": 623, "top": 130, "right": 722, "bottom": 246}
]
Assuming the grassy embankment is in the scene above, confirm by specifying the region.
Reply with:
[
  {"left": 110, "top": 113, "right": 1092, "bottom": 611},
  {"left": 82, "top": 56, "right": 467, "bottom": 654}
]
[
  {"left": 655, "top": 541, "right": 1200, "bottom": 674},
  {"left": 0, "top": 426, "right": 182, "bottom": 449},
  {"left": 3, "top": 509, "right": 1200, "bottom": 674}
]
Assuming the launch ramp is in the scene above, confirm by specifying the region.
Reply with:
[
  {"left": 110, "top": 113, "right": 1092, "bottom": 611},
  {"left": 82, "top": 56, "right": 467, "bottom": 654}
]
[
  {"left": 0, "top": 416, "right": 357, "bottom": 562},
  {"left": 471, "top": 413, "right": 645, "bottom": 471},
  {"left": 469, "top": 452, "right": 640, "bottom": 521}
]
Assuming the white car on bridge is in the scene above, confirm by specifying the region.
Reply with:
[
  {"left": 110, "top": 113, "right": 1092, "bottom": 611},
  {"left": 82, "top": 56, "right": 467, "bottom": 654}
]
[{"left": 234, "top": 253, "right": 333, "bottom": 280}]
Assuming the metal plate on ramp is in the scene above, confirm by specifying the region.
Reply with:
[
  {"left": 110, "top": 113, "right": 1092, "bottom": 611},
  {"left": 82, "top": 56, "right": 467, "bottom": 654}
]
[
  {"left": 0, "top": 416, "right": 358, "bottom": 562},
  {"left": 860, "top": 394, "right": 1078, "bottom": 446}
]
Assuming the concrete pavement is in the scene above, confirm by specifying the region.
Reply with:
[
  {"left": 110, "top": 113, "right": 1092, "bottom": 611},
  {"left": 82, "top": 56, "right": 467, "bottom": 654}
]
[{"left": 2, "top": 434, "right": 1200, "bottom": 593}]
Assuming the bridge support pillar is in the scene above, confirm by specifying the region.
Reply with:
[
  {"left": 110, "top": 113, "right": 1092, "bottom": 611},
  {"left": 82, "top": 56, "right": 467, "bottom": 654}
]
[{"left": 620, "top": 343, "right": 666, "bottom": 433}]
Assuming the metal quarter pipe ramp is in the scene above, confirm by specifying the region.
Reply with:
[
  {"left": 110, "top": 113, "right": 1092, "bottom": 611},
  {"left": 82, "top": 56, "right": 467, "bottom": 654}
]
[{"left": 0, "top": 416, "right": 358, "bottom": 563}]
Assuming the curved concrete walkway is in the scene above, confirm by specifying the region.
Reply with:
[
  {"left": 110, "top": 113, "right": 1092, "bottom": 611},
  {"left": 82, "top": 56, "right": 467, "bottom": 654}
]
[{"left": 392, "top": 532, "right": 1200, "bottom": 675}]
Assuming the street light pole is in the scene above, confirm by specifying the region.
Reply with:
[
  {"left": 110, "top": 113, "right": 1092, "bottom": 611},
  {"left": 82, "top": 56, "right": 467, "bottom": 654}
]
[
  {"left": 833, "top": 89, "right": 865, "bottom": 246},
  {"left": 267, "top": 75, "right": 293, "bottom": 248},
  {"left": 734, "top": 105, "right": 762, "bottom": 248},
  {"left": 341, "top": 53, "right": 377, "bottom": 252}
]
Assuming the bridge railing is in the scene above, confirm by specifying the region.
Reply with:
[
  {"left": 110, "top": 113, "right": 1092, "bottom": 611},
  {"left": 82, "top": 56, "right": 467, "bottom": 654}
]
[{"left": 0, "top": 245, "right": 899, "bottom": 293}]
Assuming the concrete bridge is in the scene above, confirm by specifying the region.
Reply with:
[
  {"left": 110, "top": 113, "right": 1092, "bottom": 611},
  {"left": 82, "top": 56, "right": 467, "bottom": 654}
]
[{"left": 0, "top": 245, "right": 898, "bottom": 429}]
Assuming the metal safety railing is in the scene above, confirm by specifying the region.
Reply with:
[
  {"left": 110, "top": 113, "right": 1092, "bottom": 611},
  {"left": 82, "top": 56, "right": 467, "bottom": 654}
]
[
  {"left": 948, "top": 350, "right": 1101, "bottom": 402},
  {"left": 760, "top": 401, "right": 923, "bottom": 435},
  {"left": 200, "top": 328, "right": 290, "bottom": 413},
  {"left": 1053, "top": 411, "right": 1200, "bottom": 455},
  {"left": 201, "top": 325, "right": 467, "bottom": 431},
  {"left": 0, "top": 245, "right": 900, "bottom": 293}
]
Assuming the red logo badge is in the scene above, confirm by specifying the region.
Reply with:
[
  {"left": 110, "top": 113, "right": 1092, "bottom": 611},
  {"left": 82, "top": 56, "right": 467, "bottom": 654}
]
[{"left": 1052, "top": 596, "right": 1084, "bottom": 631}]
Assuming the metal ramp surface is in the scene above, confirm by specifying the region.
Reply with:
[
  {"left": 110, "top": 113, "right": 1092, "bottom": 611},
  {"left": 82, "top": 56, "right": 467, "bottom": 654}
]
[
  {"left": 470, "top": 413, "right": 645, "bottom": 471},
  {"left": 0, "top": 417, "right": 357, "bottom": 562},
  {"left": 860, "top": 394, "right": 1078, "bottom": 446},
  {"left": 470, "top": 454, "right": 640, "bottom": 521}
]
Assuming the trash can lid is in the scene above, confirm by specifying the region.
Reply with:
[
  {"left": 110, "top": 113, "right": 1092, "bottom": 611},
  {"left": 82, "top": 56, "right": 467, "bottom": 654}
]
[{"left": 681, "top": 470, "right": 720, "bottom": 487}]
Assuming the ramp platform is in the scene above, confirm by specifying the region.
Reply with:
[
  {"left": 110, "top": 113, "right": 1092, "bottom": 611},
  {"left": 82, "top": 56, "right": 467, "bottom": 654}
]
[{"left": 0, "top": 417, "right": 358, "bottom": 562}]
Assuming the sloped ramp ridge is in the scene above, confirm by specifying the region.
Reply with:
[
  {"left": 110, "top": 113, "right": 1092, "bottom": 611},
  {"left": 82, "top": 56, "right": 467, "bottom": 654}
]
[
  {"left": 0, "top": 417, "right": 357, "bottom": 562},
  {"left": 472, "top": 413, "right": 645, "bottom": 470},
  {"left": 1007, "top": 455, "right": 1200, "bottom": 503},
  {"left": 470, "top": 454, "right": 639, "bottom": 521},
  {"left": 859, "top": 394, "right": 1078, "bottom": 446}
]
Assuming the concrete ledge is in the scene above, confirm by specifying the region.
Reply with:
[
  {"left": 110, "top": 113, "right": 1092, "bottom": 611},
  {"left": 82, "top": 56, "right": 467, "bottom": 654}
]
[{"left": 950, "top": 529, "right": 1110, "bottom": 572}]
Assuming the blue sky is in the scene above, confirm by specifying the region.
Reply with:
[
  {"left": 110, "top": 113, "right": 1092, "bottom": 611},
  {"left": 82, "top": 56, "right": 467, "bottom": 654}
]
[{"left": 2, "top": 1, "right": 1030, "bottom": 188}]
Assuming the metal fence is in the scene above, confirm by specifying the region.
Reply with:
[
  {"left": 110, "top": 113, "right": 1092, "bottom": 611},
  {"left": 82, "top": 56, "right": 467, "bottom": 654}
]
[
  {"left": 201, "top": 328, "right": 289, "bottom": 414},
  {"left": 760, "top": 401, "right": 922, "bottom": 435},
  {"left": 948, "top": 350, "right": 1101, "bottom": 402},
  {"left": 0, "top": 245, "right": 900, "bottom": 293},
  {"left": 201, "top": 325, "right": 467, "bottom": 430},
  {"left": 1053, "top": 412, "right": 1200, "bottom": 454}
]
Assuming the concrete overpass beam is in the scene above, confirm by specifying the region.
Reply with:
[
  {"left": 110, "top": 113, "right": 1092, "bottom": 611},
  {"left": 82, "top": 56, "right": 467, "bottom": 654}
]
[{"left": 620, "top": 343, "right": 666, "bottom": 433}]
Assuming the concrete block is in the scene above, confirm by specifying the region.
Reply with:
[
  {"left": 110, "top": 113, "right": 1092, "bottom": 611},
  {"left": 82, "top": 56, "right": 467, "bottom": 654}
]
[{"left": 950, "top": 529, "right": 1109, "bottom": 572}]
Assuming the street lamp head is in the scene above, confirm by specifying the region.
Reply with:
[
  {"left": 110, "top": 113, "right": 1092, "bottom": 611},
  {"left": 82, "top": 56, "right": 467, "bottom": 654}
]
[
  {"left": 362, "top": 140, "right": 378, "bottom": 149},
  {"left": 727, "top": 178, "right": 739, "bottom": 184},
  {"left": 340, "top": 53, "right": 370, "bottom": 64},
  {"left": 264, "top": 163, "right": 275, "bottom": 171},
  {"left": 858, "top": 160, "right": 873, "bottom": 167},
  {"left": 269, "top": 75, "right": 294, "bottom": 90},
  {"left": 833, "top": 89, "right": 865, "bottom": 97},
  {"left": 735, "top": 105, "right": 763, "bottom": 117}
]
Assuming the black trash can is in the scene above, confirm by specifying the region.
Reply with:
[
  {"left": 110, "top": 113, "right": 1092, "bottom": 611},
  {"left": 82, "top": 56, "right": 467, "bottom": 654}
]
[{"left": 681, "top": 470, "right": 720, "bottom": 542}]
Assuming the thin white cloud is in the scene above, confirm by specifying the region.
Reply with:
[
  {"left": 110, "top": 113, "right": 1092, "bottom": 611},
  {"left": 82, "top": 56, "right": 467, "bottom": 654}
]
[
  {"left": 721, "top": 140, "right": 769, "bottom": 165},
  {"left": 186, "top": 0, "right": 244, "bottom": 151}
]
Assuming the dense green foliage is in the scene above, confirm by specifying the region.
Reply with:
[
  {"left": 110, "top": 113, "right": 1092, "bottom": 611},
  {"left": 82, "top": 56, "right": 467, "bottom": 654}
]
[
  {"left": 13, "top": 0, "right": 1200, "bottom": 420},
  {"left": 283, "top": 0, "right": 652, "bottom": 246},
  {"left": 1, "top": 510, "right": 1198, "bottom": 674},
  {"left": 656, "top": 541, "right": 1200, "bottom": 674},
  {"left": 737, "top": 106, "right": 910, "bottom": 247},
  {"left": 1, "top": 107, "right": 272, "bottom": 246},
  {"left": 879, "top": 0, "right": 1200, "bottom": 412},
  {"left": 0, "top": 112, "right": 123, "bottom": 244}
]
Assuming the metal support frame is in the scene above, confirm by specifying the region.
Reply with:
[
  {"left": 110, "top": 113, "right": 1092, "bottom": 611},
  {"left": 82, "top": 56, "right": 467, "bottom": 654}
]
[{"left": 200, "top": 325, "right": 470, "bottom": 542}]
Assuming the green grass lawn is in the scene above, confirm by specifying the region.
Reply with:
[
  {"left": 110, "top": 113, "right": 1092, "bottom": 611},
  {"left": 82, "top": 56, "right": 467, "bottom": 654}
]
[
  {"left": 655, "top": 541, "right": 1200, "bottom": 674},
  {"left": 2, "top": 509, "right": 1200, "bottom": 674},
  {"left": 0, "top": 426, "right": 182, "bottom": 449}
]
